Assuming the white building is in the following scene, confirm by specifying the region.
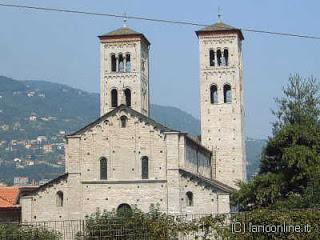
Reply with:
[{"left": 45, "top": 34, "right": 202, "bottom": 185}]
[{"left": 21, "top": 21, "right": 246, "bottom": 222}]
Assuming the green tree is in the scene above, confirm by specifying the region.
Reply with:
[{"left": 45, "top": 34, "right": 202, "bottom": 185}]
[{"left": 233, "top": 74, "right": 320, "bottom": 210}]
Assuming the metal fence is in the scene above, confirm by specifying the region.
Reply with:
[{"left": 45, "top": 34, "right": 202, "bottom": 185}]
[
  {"left": 0, "top": 220, "right": 152, "bottom": 240},
  {"left": 0, "top": 214, "right": 224, "bottom": 240},
  {"left": 77, "top": 225, "right": 151, "bottom": 240}
]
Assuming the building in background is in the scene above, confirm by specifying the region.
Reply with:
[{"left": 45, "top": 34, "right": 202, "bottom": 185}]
[
  {"left": 13, "top": 177, "right": 29, "bottom": 186},
  {"left": 0, "top": 186, "right": 39, "bottom": 222},
  {"left": 0, "top": 187, "right": 21, "bottom": 222}
]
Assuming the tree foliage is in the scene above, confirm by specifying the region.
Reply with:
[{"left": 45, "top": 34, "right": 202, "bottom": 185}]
[{"left": 233, "top": 74, "right": 320, "bottom": 210}]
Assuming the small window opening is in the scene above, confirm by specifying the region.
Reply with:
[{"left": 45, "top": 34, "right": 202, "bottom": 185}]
[
  {"left": 120, "top": 116, "right": 128, "bottom": 128},
  {"left": 210, "top": 85, "right": 218, "bottom": 104},
  {"left": 118, "top": 54, "right": 124, "bottom": 72},
  {"left": 124, "top": 88, "right": 131, "bottom": 107},
  {"left": 100, "top": 157, "right": 108, "bottom": 180},
  {"left": 125, "top": 54, "right": 131, "bottom": 72},
  {"left": 141, "top": 156, "right": 149, "bottom": 179},
  {"left": 224, "top": 49, "right": 229, "bottom": 66},
  {"left": 56, "top": 191, "right": 63, "bottom": 207},
  {"left": 111, "top": 89, "right": 118, "bottom": 107},
  {"left": 217, "top": 49, "right": 222, "bottom": 66},
  {"left": 111, "top": 54, "right": 117, "bottom": 72},
  {"left": 209, "top": 50, "right": 215, "bottom": 66},
  {"left": 186, "top": 191, "right": 193, "bottom": 206},
  {"left": 224, "top": 84, "right": 232, "bottom": 103}
]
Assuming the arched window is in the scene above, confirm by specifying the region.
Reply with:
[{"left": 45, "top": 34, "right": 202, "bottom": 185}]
[
  {"left": 118, "top": 54, "right": 124, "bottom": 72},
  {"left": 223, "top": 49, "right": 229, "bottom": 66},
  {"left": 186, "top": 191, "right": 193, "bottom": 207},
  {"left": 141, "top": 156, "right": 149, "bottom": 179},
  {"left": 124, "top": 88, "right": 131, "bottom": 107},
  {"left": 56, "top": 191, "right": 63, "bottom": 207},
  {"left": 100, "top": 157, "right": 108, "bottom": 180},
  {"left": 111, "top": 89, "right": 118, "bottom": 107},
  {"left": 117, "top": 203, "right": 132, "bottom": 216},
  {"left": 120, "top": 116, "right": 128, "bottom": 128},
  {"left": 210, "top": 85, "right": 218, "bottom": 104},
  {"left": 111, "top": 54, "right": 117, "bottom": 72},
  {"left": 217, "top": 49, "right": 222, "bottom": 66},
  {"left": 209, "top": 49, "right": 215, "bottom": 66},
  {"left": 125, "top": 54, "right": 131, "bottom": 72},
  {"left": 223, "top": 84, "right": 232, "bottom": 103}
]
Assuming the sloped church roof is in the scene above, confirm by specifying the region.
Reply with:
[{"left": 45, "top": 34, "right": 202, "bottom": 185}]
[
  {"left": 179, "top": 169, "right": 235, "bottom": 193},
  {"left": 196, "top": 21, "right": 244, "bottom": 40}
]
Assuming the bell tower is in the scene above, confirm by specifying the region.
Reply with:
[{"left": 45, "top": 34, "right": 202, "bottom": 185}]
[
  {"left": 196, "top": 22, "right": 246, "bottom": 188},
  {"left": 99, "top": 25, "right": 150, "bottom": 116}
]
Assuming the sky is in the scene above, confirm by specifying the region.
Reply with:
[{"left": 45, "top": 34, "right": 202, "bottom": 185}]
[{"left": 1, "top": 0, "right": 320, "bottom": 139}]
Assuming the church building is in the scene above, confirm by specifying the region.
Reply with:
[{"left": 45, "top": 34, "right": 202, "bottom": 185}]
[{"left": 21, "top": 21, "right": 246, "bottom": 222}]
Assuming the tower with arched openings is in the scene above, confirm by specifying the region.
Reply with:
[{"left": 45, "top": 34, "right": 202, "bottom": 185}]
[
  {"left": 196, "top": 22, "right": 246, "bottom": 188},
  {"left": 99, "top": 26, "right": 150, "bottom": 116}
]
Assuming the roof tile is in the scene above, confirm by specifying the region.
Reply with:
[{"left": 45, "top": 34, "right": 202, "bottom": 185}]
[
  {"left": 0, "top": 187, "right": 20, "bottom": 208},
  {"left": 196, "top": 21, "right": 244, "bottom": 40},
  {"left": 99, "top": 27, "right": 141, "bottom": 37}
]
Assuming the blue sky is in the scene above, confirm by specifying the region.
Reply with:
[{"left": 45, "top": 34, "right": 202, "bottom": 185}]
[{"left": 1, "top": 0, "right": 320, "bottom": 139}]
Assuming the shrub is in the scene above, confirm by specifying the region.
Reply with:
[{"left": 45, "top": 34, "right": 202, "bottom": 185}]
[
  {"left": 79, "top": 206, "right": 320, "bottom": 240},
  {"left": 0, "top": 223, "right": 61, "bottom": 240}
]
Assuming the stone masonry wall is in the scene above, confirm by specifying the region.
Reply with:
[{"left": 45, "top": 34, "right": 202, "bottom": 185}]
[
  {"left": 199, "top": 33, "right": 246, "bottom": 188},
  {"left": 100, "top": 38, "right": 150, "bottom": 116}
]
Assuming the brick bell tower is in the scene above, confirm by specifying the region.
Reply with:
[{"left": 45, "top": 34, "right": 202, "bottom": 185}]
[
  {"left": 98, "top": 23, "right": 150, "bottom": 116},
  {"left": 196, "top": 22, "right": 246, "bottom": 188}
]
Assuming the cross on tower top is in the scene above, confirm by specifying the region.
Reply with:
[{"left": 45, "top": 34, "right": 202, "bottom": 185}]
[
  {"left": 217, "top": 7, "right": 222, "bottom": 23},
  {"left": 123, "top": 12, "right": 128, "bottom": 27}
]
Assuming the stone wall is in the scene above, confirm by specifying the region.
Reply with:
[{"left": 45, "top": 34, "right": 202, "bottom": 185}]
[
  {"left": 100, "top": 37, "right": 150, "bottom": 116},
  {"left": 67, "top": 111, "right": 167, "bottom": 182},
  {"left": 199, "top": 33, "right": 246, "bottom": 188},
  {"left": 81, "top": 180, "right": 167, "bottom": 215},
  {"left": 21, "top": 107, "right": 232, "bottom": 222},
  {"left": 179, "top": 175, "right": 230, "bottom": 215},
  {"left": 184, "top": 137, "right": 212, "bottom": 179},
  {"left": 21, "top": 177, "right": 68, "bottom": 222}
]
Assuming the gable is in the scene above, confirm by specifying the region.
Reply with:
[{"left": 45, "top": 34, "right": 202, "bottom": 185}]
[
  {"left": 67, "top": 105, "right": 176, "bottom": 137},
  {"left": 65, "top": 106, "right": 173, "bottom": 181},
  {"left": 21, "top": 174, "right": 68, "bottom": 197}
]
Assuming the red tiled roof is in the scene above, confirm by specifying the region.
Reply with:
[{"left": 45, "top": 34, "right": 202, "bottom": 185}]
[{"left": 0, "top": 187, "right": 20, "bottom": 208}]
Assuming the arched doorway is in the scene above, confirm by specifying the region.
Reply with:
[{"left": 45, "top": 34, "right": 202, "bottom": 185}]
[{"left": 117, "top": 203, "right": 132, "bottom": 216}]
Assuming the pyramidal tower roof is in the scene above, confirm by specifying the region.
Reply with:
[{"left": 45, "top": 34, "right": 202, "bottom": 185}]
[
  {"left": 100, "top": 26, "right": 140, "bottom": 37},
  {"left": 98, "top": 26, "right": 150, "bottom": 45},
  {"left": 196, "top": 22, "right": 244, "bottom": 40}
]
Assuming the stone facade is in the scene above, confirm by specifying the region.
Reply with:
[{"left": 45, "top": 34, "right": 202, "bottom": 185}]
[
  {"left": 20, "top": 22, "right": 246, "bottom": 223},
  {"left": 99, "top": 28, "right": 150, "bottom": 116},
  {"left": 197, "top": 23, "right": 246, "bottom": 188},
  {"left": 21, "top": 106, "right": 233, "bottom": 222}
]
